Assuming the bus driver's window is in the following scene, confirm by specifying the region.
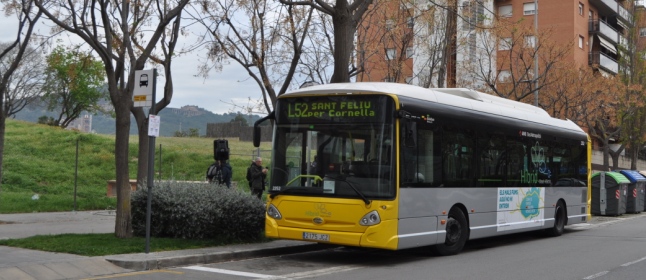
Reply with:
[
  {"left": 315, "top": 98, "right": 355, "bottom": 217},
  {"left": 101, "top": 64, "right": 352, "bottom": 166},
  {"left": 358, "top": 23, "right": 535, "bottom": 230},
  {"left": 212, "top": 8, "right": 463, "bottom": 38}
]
[{"left": 402, "top": 129, "right": 435, "bottom": 187}]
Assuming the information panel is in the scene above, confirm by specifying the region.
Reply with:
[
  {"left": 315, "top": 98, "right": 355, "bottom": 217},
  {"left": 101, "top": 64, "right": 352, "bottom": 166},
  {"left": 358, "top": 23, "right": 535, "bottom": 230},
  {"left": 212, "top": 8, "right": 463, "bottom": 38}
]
[{"left": 277, "top": 95, "right": 390, "bottom": 124}]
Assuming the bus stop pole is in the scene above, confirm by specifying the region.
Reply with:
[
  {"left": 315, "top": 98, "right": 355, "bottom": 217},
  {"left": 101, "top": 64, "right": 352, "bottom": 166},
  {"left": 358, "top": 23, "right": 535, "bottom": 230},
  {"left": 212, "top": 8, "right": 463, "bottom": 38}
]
[{"left": 145, "top": 69, "right": 158, "bottom": 254}]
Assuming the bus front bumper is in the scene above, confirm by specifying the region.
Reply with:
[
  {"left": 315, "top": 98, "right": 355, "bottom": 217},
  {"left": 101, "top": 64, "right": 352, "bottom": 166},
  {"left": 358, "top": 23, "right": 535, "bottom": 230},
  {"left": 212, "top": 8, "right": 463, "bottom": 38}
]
[{"left": 265, "top": 218, "right": 399, "bottom": 250}]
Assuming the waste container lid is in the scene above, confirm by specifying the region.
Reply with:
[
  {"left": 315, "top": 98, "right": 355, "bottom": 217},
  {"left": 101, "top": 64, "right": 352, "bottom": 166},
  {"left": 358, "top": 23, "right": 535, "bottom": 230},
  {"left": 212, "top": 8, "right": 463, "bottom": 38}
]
[
  {"left": 592, "top": 171, "right": 631, "bottom": 184},
  {"left": 618, "top": 170, "right": 646, "bottom": 183}
]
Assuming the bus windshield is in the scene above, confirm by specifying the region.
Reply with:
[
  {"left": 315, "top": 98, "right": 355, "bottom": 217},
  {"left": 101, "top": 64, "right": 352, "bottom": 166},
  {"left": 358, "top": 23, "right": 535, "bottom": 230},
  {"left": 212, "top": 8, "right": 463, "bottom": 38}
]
[{"left": 268, "top": 95, "right": 396, "bottom": 200}]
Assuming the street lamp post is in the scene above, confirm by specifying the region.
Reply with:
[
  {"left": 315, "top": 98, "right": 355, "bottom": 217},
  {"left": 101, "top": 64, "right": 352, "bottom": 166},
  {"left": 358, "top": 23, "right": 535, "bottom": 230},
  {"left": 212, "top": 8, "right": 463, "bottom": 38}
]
[{"left": 533, "top": 0, "right": 539, "bottom": 107}]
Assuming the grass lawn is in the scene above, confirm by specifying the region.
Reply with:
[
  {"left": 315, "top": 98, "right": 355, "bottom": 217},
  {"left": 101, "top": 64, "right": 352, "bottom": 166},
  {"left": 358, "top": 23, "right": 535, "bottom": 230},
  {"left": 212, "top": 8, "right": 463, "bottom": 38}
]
[
  {"left": 0, "top": 233, "right": 270, "bottom": 256},
  {"left": 1, "top": 119, "right": 272, "bottom": 213}
]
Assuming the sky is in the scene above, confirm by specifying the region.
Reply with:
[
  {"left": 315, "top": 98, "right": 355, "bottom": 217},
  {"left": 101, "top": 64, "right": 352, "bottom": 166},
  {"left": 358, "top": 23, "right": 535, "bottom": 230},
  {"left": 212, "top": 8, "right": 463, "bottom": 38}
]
[{"left": 0, "top": 10, "right": 266, "bottom": 116}]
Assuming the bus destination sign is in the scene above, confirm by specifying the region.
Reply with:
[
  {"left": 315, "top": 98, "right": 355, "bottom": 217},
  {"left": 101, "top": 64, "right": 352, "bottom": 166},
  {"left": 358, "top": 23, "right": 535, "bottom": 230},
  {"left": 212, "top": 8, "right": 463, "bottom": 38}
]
[{"left": 279, "top": 96, "right": 387, "bottom": 123}]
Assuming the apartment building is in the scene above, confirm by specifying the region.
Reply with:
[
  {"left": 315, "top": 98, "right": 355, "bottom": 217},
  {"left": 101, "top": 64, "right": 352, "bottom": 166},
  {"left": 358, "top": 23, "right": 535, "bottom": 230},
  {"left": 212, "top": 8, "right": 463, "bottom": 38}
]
[{"left": 358, "top": 0, "right": 637, "bottom": 86}]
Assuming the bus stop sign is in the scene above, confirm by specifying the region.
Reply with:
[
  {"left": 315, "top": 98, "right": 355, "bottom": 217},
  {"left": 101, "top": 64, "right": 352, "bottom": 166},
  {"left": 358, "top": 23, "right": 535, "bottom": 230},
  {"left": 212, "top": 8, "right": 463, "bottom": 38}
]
[{"left": 133, "top": 69, "right": 154, "bottom": 107}]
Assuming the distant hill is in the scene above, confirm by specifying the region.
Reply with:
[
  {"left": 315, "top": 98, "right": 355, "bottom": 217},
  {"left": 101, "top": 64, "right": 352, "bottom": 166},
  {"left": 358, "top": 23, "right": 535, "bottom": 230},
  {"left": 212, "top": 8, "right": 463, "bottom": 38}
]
[{"left": 13, "top": 102, "right": 263, "bottom": 137}]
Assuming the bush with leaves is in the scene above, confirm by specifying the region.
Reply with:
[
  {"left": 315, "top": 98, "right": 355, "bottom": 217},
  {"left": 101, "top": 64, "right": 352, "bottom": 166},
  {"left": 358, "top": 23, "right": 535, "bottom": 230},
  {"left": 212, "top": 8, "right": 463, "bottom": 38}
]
[{"left": 131, "top": 181, "right": 265, "bottom": 239}]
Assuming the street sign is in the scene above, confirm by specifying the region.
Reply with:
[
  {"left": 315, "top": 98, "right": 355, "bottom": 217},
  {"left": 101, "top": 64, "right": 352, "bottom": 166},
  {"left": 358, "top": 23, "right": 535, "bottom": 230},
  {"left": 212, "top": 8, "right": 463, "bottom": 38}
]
[
  {"left": 148, "top": 115, "right": 160, "bottom": 137},
  {"left": 133, "top": 69, "right": 154, "bottom": 107}
]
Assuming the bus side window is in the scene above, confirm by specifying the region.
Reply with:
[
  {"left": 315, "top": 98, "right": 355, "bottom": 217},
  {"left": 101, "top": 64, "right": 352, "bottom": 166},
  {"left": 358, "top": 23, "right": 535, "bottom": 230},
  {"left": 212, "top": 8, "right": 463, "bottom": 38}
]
[
  {"left": 477, "top": 132, "right": 505, "bottom": 188},
  {"left": 401, "top": 127, "right": 436, "bottom": 187},
  {"left": 442, "top": 126, "right": 474, "bottom": 188},
  {"left": 506, "top": 138, "right": 525, "bottom": 187}
]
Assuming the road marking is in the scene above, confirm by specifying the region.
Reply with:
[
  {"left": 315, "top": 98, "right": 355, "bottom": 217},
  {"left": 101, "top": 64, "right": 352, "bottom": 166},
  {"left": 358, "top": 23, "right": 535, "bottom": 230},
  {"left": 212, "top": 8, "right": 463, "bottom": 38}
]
[
  {"left": 265, "top": 265, "right": 362, "bottom": 279},
  {"left": 82, "top": 270, "right": 183, "bottom": 279},
  {"left": 621, "top": 256, "right": 646, "bottom": 267},
  {"left": 582, "top": 271, "right": 609, "bottom": 279},
  {"left": 184, "top": 266, "right": 275, "bottom": 278},
  {"left": 184, "top": 265, "right": 362, "bottom": 279}
]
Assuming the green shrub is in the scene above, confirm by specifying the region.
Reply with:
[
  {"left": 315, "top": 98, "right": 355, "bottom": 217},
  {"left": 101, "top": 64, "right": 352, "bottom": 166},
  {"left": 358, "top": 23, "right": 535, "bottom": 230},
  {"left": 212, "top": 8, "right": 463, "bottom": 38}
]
[{"left": 131, "top": 181, "right": 265, "bottom": 240}]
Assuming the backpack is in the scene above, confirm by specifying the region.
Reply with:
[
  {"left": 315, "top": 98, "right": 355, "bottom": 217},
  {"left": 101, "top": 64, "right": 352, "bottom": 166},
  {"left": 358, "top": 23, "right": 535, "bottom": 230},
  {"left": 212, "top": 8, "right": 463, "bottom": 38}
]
[
  {"left": 206, "top": 163, "right": 218, "bottom": 180},
  {"left": 246, "top": 165, "right": 253, "bottom": 183}
]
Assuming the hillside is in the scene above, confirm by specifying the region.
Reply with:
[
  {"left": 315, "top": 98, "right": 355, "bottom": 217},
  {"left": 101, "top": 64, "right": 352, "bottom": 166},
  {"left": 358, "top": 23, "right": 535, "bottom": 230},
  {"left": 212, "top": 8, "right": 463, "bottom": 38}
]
[
  {"left": 14, "top": 102, "right": 263, "bottom": 137},
  {"left": 0, "top": 119, "right": 272, "bottom": 213}
]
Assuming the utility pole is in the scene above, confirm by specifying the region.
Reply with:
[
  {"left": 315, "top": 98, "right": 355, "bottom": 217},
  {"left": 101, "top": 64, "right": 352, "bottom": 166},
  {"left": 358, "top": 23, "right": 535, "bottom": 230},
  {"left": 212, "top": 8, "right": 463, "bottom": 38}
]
[{"left": 534, "top": 0, "right": 539, "bottom": 107}]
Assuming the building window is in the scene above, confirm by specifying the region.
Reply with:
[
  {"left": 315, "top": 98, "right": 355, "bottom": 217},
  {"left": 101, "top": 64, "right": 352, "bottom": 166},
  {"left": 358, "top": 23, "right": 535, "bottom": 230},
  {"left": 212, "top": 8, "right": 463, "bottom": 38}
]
[
  {"left": 589, "top": 10, "right": 593, "bottom": 20},
  {"left": 525, "top": 35, "right": 536, "bottom": 48},
  {"left": 578, "top": 35, "right": 584, "bottom": 49},
  {"left": 498, "top": 5, "right": 512, "bottom": 17},
  {"left": 386, "top": 48, "right": 396, "bottom": 60},
  {"left": 498, "top": 70, "right": 511, "bottom": 82},
  {"left": 523, "top": 2, "right": 536, "bottom": 15},
  {"left": 386, "top": 19, "right": 395, "bottom": 31},
  {"left": 407, "top": 17, "right": 414, "bottom": 29},
  {"left": 579, "top": 3, "right": 584, "bottom": 16},
  {"left": 640, "top": 28, "right": 646, "bottom": 37},
  {"left": 499, "top": 37, "right": 512, "bottom": 50},
  {"left": 406, "top": 47, "right": 414, "bottom": 58}
]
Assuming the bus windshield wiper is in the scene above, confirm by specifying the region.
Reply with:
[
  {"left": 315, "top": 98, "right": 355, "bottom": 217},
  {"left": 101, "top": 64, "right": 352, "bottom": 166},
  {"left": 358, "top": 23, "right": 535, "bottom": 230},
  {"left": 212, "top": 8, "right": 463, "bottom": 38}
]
[
  {"left": 269, "top": 175, "right": 324, "bottom": 199},
  {"left": 327, "top": 175, "right": 371, "bottom": 205}
]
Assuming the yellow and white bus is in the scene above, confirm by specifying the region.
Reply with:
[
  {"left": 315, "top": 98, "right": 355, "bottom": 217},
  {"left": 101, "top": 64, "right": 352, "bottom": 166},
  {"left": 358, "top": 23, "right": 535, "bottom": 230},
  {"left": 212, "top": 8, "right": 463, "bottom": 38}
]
[{"left": 253, "top": 82, "right": 590, "bottom": 255}]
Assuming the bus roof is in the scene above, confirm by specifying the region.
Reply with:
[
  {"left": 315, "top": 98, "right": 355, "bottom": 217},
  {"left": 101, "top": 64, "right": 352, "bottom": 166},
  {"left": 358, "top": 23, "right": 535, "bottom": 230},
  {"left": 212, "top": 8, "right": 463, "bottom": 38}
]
[{"left": 283, "top": 82, "right": 584, "bottom": 134}]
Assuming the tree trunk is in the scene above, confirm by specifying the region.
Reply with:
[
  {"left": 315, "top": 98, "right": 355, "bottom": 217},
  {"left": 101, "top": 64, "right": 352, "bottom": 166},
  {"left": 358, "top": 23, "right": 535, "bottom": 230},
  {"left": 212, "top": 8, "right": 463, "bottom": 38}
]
[
  {"left": 330, "top": 5, "right": 354, "bottom": 83},
  {"left": 0, "top": 111, "right": 6, "bottom": 192},
  {"left": 114, "top": 95, "right": 133, "bottom": 238},
  {"left": 602, "top": 141, "right": 610, "bottom": 171},
  {"left": 630, "top": 146, "right": 638, "bottom": 170},
  {"left": 133, "top": 109, "right": 149, "bottom": 187}
]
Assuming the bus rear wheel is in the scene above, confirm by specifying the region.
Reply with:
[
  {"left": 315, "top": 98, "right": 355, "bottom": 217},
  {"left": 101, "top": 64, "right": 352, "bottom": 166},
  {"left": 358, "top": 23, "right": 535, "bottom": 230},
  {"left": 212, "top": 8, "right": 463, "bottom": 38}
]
[
  {"left": 545, "top": 201, "right": 566, "bottom": 237},
  {"left": 433, "top": 208, "right": 468, "bottom": 256}
]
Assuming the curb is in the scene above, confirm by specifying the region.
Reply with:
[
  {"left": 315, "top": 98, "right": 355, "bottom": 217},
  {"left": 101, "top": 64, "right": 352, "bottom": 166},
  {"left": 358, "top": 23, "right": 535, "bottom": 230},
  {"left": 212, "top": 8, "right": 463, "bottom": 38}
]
[{"left": 105, "top": 242, "right": 331, "bottom": 270}]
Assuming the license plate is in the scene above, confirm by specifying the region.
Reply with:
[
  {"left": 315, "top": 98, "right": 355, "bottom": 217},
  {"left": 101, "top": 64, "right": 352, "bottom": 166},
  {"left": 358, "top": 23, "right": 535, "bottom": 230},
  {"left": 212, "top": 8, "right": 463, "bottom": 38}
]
[{"left": 302, "top": 232, "right": 330, "bottom": 242}]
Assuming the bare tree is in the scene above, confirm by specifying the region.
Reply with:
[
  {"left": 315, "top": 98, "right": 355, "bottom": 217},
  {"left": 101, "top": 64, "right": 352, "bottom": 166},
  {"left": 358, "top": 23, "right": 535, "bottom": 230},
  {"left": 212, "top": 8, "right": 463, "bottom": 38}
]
[
  {"left": 357, "top": 0, "right": 417, "bottom": 83},
  {"left": 192, "top": 0, "right": 315, "bottom": 113},
  {"left": 279, "top": 0, "right": 373, "bottom": 83},
  {"left": 617, "top": 5, "right": 646, "bottom": 170},
  {"left": 0, "top": 0, "right": 43, "bottom": 191},
  {"left": 34, "top": 0, "right": 190, "bottom": 238},
  {"left": 463, "top": 19, "right": 570, "bottom": 105}
]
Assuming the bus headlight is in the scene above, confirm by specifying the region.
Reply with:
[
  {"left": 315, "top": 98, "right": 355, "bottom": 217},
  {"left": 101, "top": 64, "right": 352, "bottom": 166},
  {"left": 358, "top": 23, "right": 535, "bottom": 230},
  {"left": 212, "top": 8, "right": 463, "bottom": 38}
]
[
  {"left": 359, "top": 210, "right": 381, "bottom": 226},
  {"left": 267, "top": 204, "right": 282, "bottom": 220}
]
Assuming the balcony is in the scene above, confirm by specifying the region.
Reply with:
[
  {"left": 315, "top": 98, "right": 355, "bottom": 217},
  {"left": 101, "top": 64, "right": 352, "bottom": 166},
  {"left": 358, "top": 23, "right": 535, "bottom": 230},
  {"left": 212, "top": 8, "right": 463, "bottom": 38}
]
[
  {"left": 589, "top": 20, "right": 618, "bottom": 43},
  {"left": 618, "top": 34, "right": 628, "bottom": 50},
  {"left": 589, "top": 52, "right": 618, "bottom": 74},
  {"left": 617, "top": 4, "right": 632, "bottom": 24},
  {"left": 589, "top": 0, "right": 617, "bottom": 15},
  {"left": 589, "top": 0, "right": 632, "bottom": 24}
]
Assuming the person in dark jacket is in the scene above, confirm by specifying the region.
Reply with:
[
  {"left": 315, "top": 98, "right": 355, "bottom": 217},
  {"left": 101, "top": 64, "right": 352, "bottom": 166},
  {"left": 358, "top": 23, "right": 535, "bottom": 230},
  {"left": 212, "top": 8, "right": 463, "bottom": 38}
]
[
  {"left": 218, "top": 160, "right": 233, "bottom": 188},
  {"left": 249, "top": 157, "right": 267, "bottom": 199}
]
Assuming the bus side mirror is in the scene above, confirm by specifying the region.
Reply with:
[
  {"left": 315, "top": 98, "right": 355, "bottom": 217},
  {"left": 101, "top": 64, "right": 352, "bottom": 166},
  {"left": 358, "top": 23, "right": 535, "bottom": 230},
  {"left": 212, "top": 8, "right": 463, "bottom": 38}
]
[
  {"left": 253, "top": 111, "right": 275, "bottom": 148},
  {"left": 253, "top": 126, "right": 261, "bottom": 147},
  {"left": 398, "top": 110, "right": 417, "bottom": 148},
  {"left": 405, "top": 121, "right": 417, "bottom": 147}
]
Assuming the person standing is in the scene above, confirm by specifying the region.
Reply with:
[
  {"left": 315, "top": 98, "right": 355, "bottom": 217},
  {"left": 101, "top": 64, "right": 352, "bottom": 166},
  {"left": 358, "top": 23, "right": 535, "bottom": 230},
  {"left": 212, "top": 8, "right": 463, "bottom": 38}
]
[
  {"left": 218, "top": 160, "right": 233, "bottom": 188},
  {"left": 249, "top": 157, "right": 267, "bottom": 199}
]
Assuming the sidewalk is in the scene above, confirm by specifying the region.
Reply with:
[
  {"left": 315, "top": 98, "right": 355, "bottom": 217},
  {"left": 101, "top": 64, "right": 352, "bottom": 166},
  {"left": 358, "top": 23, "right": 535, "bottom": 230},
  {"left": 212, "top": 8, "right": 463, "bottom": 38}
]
[
  {"left": 0, "top": 211, "right": 324, "bottom": 280},
  {"left": 0, "top": 211, "right": 641, "bottom": 280}
]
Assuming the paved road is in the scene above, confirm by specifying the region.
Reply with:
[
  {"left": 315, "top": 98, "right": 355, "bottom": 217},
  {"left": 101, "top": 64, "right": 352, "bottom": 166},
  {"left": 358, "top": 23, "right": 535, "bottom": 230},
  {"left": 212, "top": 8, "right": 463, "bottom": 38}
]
[
  {"left": 0, "top": 210, "right": 115, "bottom": 240},
  {"left": 0, "top": 210, "right": 321, "bottom": 280},
  {"left": 0, "top": 210, "right": 638, "bottom": 280}
]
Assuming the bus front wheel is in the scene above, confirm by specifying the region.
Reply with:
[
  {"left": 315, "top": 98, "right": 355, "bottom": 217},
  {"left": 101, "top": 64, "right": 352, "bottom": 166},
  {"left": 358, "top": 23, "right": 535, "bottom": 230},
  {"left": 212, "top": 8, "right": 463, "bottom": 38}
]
[{"left": 433, "top": 208, "right": 469, "bottom": 256}]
